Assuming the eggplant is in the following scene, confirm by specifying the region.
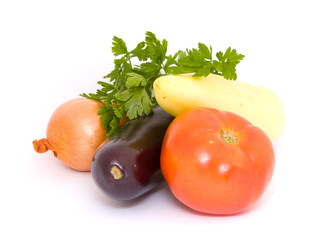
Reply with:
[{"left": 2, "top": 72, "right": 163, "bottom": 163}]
[{"left": 91, "top": 106, "right": 174, "bottom": 201}]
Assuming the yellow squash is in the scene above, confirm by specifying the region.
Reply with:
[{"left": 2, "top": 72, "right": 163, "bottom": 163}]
[{"left": 153, "top": 73, "right": 285, "bottom": 141}]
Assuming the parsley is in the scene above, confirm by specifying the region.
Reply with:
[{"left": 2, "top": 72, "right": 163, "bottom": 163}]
[
  {"left": 81, "top": 31, "right": 244, "bottom": 136},
  {"left": 168, "top": 44, "right": 245, "bottom": 79}
]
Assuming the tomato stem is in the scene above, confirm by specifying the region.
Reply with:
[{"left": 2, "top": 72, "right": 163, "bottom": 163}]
[{"left": 221, "top": 129, "right": 239, "bottom": 145}]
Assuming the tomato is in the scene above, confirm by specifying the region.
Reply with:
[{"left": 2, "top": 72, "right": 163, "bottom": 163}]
[{"left": 160, "top": 107, "right": 275, "bottom": 215}]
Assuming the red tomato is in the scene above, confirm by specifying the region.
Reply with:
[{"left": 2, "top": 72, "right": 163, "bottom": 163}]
[{"left": 160, "top": 107, "right": 275, "bottom": 215}]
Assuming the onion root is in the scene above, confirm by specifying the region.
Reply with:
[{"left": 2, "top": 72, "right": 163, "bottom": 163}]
[{"left": 33, "top": 138, "right": 51, "bottom": 153}]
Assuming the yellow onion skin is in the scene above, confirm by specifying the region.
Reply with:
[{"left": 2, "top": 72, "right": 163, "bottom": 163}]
[{"left": 33, "top": 98, "right": 107, "bottom": 171}]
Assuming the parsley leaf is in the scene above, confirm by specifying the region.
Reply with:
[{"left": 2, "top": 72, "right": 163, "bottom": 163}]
[
  {"left": 125, "top": 73, "right": 147, "bottom": 87},
  {"left": 81, "top": 31, "right": 244, "bottom": 136},
  {"left": 213, "top": 47, "right": 245, "bottom": 80},
  {"left": 115, "top": 87, "right": 152, "bottom": 119},
  {"left": 168, "top": 43, "right": 244, "bottom": 79},
  {"left": 111, "top": 36, "right": 128, "bottom": 56}
]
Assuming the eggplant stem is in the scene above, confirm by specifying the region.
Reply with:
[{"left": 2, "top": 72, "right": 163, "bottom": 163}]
[{"left": 110, "top": 165, "right": 123, "bottom": 180}]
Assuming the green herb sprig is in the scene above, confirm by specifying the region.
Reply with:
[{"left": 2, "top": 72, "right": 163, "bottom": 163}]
[{"left": 81, "top": 31, "right": 244, "bottom": 136}]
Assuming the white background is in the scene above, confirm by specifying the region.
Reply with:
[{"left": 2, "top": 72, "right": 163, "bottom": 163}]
[{"left": 1, "top": 0, "right": 322, "bottom": 239}]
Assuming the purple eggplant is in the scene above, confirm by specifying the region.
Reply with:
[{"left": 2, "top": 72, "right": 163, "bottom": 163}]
[{"left": 91, "top": 106, "right": 174, "bottom": 201}]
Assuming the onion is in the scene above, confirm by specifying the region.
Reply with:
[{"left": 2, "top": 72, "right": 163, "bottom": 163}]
[{"left": 33, "top": 98, "right": 107, "bottom": 171}]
